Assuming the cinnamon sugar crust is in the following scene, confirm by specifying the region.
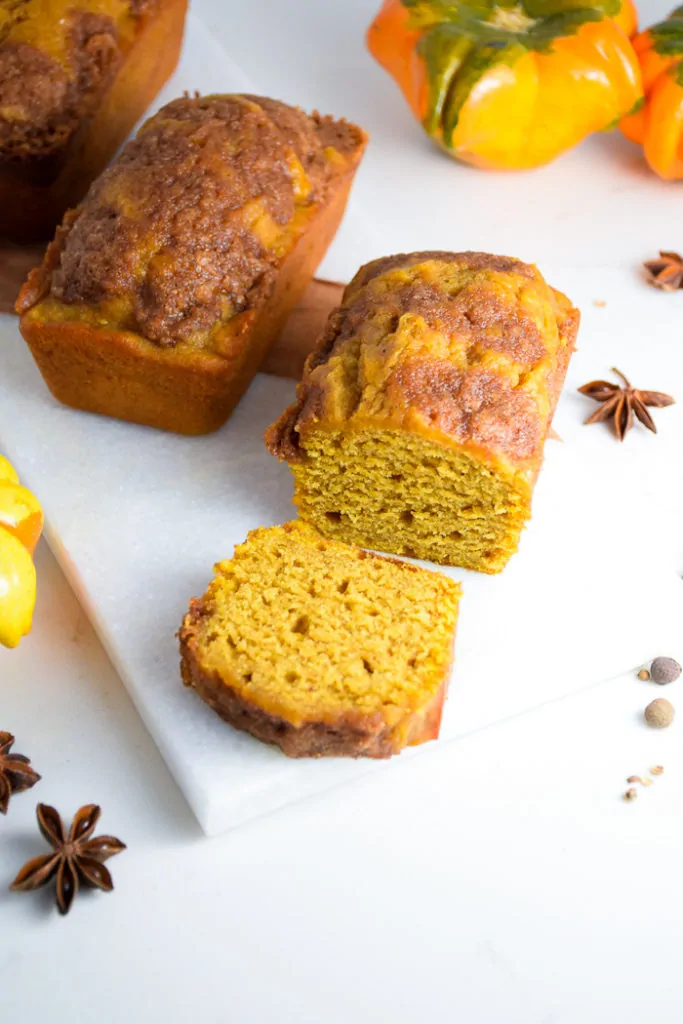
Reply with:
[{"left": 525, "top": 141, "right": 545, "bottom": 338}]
[
  {"left": 0, "top": 0, "right": 185, "bottom": 242},
  {"left": 267, "top": 251, "right": 579, "bottom": 472},
  {"left": 27, "top": 94, "right": 366, "bottom": 346},
  {"left": 0, "top": 5, "right": 143, "bottom": 172}
]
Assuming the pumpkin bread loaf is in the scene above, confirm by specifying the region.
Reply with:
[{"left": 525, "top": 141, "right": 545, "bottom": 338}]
[
  {"left": 0, "top": 0, "right": 187, "bottom": 242},
  {"left": 178, "top": 521, "right": 461, "bottom": 758},
  {"left": 17, "top": 94, "right": 367, "bottom": 434},
  {"left": 266, "top": 251, "right": 579, "bottom": 573}
]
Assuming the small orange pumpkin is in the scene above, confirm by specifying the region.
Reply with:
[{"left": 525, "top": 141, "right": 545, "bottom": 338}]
[
  {"left": 367, "top": 0, "right": 643, "bottom": 170},
  {"left": 621, "top": 7, "right": 683, "bottom": 179}
]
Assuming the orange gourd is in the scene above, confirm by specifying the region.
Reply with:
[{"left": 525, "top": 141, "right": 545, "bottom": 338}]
[
  {"left": 614, "top": 0, "right": 638, "bottom": 38},
  {"left": 621, "top": 7, "right": 683, "bottom": 179},
  {"left": 0, "top": 456, "right": 44, "bottom": 648},
  {"left": 367, "top": 0, "right": 643, "bottom": 170}
]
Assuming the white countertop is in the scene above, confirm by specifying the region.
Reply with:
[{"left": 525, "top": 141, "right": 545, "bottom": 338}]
[{"left": 3, "top": 544, "right": 683, "bottom": 1023}]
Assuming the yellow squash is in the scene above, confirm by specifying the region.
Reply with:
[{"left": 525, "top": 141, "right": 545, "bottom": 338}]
[
  {"left": 0, "top": 456, "right": 44, "bottom": 648},
  {"left": 367, "top": 0, "right": 643, "bottom": 169}
]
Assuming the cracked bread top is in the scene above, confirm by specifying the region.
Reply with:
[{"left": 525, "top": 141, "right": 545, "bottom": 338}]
[
  {"left": 266, "top": 251, "right": 579, "bottom": 481},
  {"left": 17, "top": 93, "right": 366, "bottom": 347},
  {"left": 0, "top": 1, "right": 153, "bottom": 175}
]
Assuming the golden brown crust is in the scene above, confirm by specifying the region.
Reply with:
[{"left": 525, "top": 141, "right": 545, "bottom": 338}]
[
  {"left": 0, "top": 10, "right": 123, "bottom": 167},
  {"left": 348, "top": 250, "right": 537, "bottom": 290},
  {"left": 266, "top": 251, "right": 579, "bottom": 477},
  {"left": 0, "top": 0, "right": 186, "bottom": 242},
  {"left": 36, "top": 95, "right": 363, "bottom": 345},
  {"left": 17, "top": 102, "right": 367, "bottom": 434},
  {"left": 15, "top": 208, "right": 79, "bottom": 313},
  {"left": 178, "top": 597, "right": 447, "bottom": 759}
]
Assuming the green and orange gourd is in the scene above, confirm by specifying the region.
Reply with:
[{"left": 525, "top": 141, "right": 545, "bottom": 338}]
[
  {"left": 621, "top": 7, "right": 683, "bottom": 179},
  {"left": 367, "top": 0, "right": 642, "bottom": 170}
]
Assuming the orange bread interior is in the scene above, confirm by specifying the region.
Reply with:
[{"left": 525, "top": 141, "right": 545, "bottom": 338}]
[{"left": 179, "top": 521, "right": 461, "bottom": 758}]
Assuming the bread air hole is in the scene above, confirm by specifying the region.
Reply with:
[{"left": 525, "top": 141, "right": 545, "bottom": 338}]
[
  {"left": 291, "top": 614, "right": 310, "bottom": 635},
  {"left": 400, "top": 511, "right": 414, "bottom": 525},
  {"left": 362, "top": 658, "right": 374, "bottom": 674},
  {"left": 325, "top": 511, "right": 342, "bottom": 523}
]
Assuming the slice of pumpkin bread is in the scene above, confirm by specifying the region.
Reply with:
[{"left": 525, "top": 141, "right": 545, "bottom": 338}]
[
  {"left": 179, "top": 521, "right": 461, "bottom": 758},
  {"left": 266, "top": 251, "right": 579, "bottom": 573}
]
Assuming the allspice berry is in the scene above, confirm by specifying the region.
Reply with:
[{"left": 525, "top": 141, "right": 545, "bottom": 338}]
[
  {"left": 650, "top": 657, "right": 681, "bottom": 685},
  {"left": 644, "top": 698, "right": 675, "bottom": 729}
]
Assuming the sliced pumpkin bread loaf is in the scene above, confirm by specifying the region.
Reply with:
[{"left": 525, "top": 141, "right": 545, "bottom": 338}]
[
  {"left": 179, "top": 521, "right": 461, "bottom": 758},
  {"left": 266, "top": 251, "right": 579, "bottom": 573}
]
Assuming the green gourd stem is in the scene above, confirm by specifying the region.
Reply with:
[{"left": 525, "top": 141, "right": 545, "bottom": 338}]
[
  {"left": 522, "top": 0, "right": 619, "bottom": 18},
  {"left": 404, "top": 0, "right": 622, "bottom": 26},
  {"left": 524, "top": 8, "right": 604, "bottom": 49},
  {"left": 408, "top": 0, "right": 615, "bottom": 140},
  {"left": 419, "top": 27, "right": 475, "bottom": 132},
  {"left": 649, "top": 17, "right": 683, "bottom": 56},
  {"left": 646, "top": 9, "right": 683, "bottom": 86}
]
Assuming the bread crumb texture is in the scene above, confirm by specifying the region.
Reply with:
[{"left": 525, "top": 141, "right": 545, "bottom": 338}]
[
  {"left": 267, "top": 251, "right": 579, "bottom": 573},
  {"left": 179, "top": 521, "right": 461, "bottom": 758}
]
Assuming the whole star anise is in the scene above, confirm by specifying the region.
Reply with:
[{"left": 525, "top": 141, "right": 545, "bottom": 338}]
[
  {"left": 0, "top": 732, "right": 41, "bottom": 814},
  {"left": 643, "top": 251, "right": 683, "bottom": 291},
  {"left": 578, "top": 368, "right": 675, "bottom": 441},
  {"left": 10, "top": 803, "right": 126, "bottom": 915}
]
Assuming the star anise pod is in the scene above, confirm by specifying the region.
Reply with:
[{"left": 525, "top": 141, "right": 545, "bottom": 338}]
[
  {"left": 578, "top": 368, "right": 675, "bottom": 441},
  {"left": 643, "top": 251, "right": 683, "bottom": 291},
  {"left": 10, "top": 803, "right": 126, "bottom": 915},
  {"left": 0, "top": 732, "right": 41, "bottom": 814}
]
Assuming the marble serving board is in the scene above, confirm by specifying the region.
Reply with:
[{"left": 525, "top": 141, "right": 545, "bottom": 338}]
[{"left": 1, "top": 2, "right": 682, "bottom": 834}]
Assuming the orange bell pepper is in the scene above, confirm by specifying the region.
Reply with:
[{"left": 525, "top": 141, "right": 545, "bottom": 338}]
[
  {"left": 621, "top": 8, "right": 683, "bottom": 179},
  {"left": 367, "top": 0, "right": 643, "bottom": 170},
  {"left": 0, "top": 456, "right": 44, "bottom": 648}
]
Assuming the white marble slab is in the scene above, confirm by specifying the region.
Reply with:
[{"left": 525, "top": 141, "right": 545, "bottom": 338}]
[{"left": 1, "top": 5, "right": 682, "bottom": 834}]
